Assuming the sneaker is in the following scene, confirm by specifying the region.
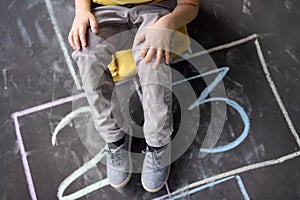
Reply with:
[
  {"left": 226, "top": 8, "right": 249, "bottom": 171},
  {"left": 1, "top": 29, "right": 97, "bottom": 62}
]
[
  {"left": 141, "top": 144, "right": 171, "bottom": 192},
  {"left": 105, "top": 129, "right": 132, "bottom": 188}
]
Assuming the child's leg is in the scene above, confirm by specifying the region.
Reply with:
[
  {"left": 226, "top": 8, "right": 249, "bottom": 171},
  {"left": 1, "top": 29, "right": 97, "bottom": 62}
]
[
  {"left": 72, "top": 6, "right": 135, "bottom": 188},
  {"left": 130, "top": 1, "right": 176, "bottom": 192},
  {"left": 72, "top": 6, "right": 133, "bottom": 143},
  {"left": 131, "top": 3, "right": 176, "bottom": 148}
]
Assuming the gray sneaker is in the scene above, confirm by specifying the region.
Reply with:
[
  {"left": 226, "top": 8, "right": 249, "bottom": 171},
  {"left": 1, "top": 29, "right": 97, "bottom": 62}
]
[
  {"left": 105, "top": 131, "right": 132, "bottom": 188},
  {"left": 141, "top": 145, "right": 171, "bottom": 192}
]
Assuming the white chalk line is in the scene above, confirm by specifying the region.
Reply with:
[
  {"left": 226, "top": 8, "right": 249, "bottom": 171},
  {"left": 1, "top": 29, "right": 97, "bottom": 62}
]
[
  {"left": 255, "top": 39, "right": 300, "bottom": 148},
  {"left": 170, "top": 151, "right": 300, "bottom": 196},
  {"left": 43, "top": 0, "right": 81, "bottom": 90},
  {"left": 173, "top": 33, "right": 259, "bottom": 64}
]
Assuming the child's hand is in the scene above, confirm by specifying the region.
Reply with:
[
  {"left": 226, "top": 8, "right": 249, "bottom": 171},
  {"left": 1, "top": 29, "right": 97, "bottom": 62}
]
[
  {"left": 68, "top": 12, "right": 98, "bottom": 50},
  {"left": 136, "top": 17, "right": 175, "bottom": 69}
]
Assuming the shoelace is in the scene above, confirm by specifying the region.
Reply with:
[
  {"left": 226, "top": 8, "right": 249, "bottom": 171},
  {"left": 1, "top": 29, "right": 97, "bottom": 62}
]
[
  {"left": 142, "top": 147, "right": 160, "bottom": 171},
  {"left": 104, "top": 148, "right": 123, "bottom": 166}
]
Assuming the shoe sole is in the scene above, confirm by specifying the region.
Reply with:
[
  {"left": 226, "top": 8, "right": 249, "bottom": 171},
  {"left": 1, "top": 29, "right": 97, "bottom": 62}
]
[
  {"left": 141, "top": 164, "right": 170, "bottom": 193},
  {"left": 109, "top": 127, "right": 133, "bottom": 189}
]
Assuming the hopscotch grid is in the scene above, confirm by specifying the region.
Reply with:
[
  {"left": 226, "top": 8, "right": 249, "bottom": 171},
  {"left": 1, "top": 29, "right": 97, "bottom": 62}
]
[{"left": 11, "top": 34, "right": 300, "bottom": 200}]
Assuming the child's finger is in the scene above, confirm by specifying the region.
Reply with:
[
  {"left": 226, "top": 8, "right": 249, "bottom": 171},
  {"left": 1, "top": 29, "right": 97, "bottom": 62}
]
[
  {"left": 68, "top": 31, "right": 75, "bottom": 49},
  {"left": 164, "top": 50, "right": 171, "bottom": 65},
  {"left": 79, "top": 26, "right": 87, "bottom": 47},
  {"left": 90, "top": 17, "right": 98, "bottom": 34},
  {"left": 144, "top": 47, "right": 156, "bottom": 64},
  {"left": 153, "top": 49, "right": 163, "bottom": 69},
  {"left": 73, "top": 30, "right": 81, "bottom": 50},
  {"left": 140, "top": 46, "right": 149, "bottom": 58},
  {"left": 140, "top": 42, "right": 150, "bottom": 58}
]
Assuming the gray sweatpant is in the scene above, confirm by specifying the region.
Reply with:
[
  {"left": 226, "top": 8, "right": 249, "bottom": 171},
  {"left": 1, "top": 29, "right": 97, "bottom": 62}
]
[{"left": 72, "top": 0, "right": 176, "bottom": 147}]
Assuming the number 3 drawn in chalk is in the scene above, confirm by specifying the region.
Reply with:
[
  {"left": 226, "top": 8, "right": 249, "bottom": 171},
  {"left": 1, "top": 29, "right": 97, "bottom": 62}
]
[{"left": 173, "top": 66, "right": 250, "bottom": 153}]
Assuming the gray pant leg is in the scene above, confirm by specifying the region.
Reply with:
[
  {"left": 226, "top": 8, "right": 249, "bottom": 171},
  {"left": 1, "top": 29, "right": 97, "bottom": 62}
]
[
  {"left": 130, "top": 3, "right": 176, "bottom": 147},
  {"left": 72, "top": 6, "right": 133, "bottom": 143}
]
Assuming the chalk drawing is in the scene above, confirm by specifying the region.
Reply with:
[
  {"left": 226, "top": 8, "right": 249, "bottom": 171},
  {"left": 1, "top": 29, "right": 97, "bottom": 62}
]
[
  {"left": 11, "top": 35, "right": 300, "bottom": 200},
  {"left": 13, "top": 93, "right": 86, "bottom": 117},
  {"left": 154, "top": 175, "right": 249, "bottom": 200},
  {"left": 10, "top": 75, "right": 20, "bottom": 93},
  {"left": 165, "top": 150, "right": 300, "bottom": 197},
  {"left": 43, "top": 0, "right": 82, "bottom": 90},
  {"left": 11, "top": 114, "right": 38, "bottom": 200},
  {"left": 285, "top": 49, "right": 300, "bottom": 64},
  {"left": 43, "top": 40, "right": 252, "bottom": 199},
  {"left": 172, "top": 67, "right": 229, "bottom": 104},
  {"left": 255, "top": 39, "right": 300, "bottom": 148},
  {"left": 242, "top": 0, "right": 252, "bottom": 15},
  {"left": 53, "top": 67, "right": 250, "bottom": 154},
  {"left": 34, "top": 19, "right": 51, "bottom": 47},
  {"left": 167, "top": 38, "right": 300, "bottom": 197},
  {"left": 51, "top": 65, "right": 249, "bottom": 199},
  {"left": 165, "top": 182, "right": 172, "bottom": 198},
  {"left": 168, "top": 176, "right": 234, "bottom": 200},
  {"left": 51, "top": 106, "right": 91, "bottom": 146},
  {"left": 198, "top": 97, "right": 250, "bottom": 153},
  {"left": 56, "top": 150, "right": 109, "bottom": 200},
  {"left": 153, "top": 38, "right": 300, "bottom": 199},
  {"left": 235, "top": 175, "right": 250, "bottom": 200},
  {"left": 172, "top": 34, "right": 260, "bottom": 64},
  {"left": 17, "top": 18, "right": 32, "bottom": 48},
  {"left": 11, "top": 93, "right": 86, "bottom": 200},
  {"left": 8, "top": 0, "right": 16, "bottom": 8},
  {"left": 2, "top": 69, "right": 8, "bottom": 90},
  {"left": 284, "top": 0, "right": 293, "bottom": 11},
  {"left": 174, "top": 67, "right": 250, "bottom": 153}
]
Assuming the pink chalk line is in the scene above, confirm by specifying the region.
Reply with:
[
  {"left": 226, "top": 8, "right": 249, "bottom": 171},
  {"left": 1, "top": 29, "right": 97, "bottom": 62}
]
[
  {"left": 165, "top": 182, "right": 172, "bottom": 197},
  {"left": 12, "top": 93, "right": 86, "bottom": 117},
  {"left": 12, "top": 115, "right": 38, "bottom": 200},
  {"left": 11, "top": 93, "right": 86, "bottom": 200},
  {"left": 153, "top": 182, "right": 172, "bottom": 200}
]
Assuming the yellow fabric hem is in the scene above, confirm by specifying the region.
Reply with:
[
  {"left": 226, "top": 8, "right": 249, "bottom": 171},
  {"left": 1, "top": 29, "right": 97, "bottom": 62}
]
[{"left": 108, "top": 26, "right": 190, "bottom": 82}]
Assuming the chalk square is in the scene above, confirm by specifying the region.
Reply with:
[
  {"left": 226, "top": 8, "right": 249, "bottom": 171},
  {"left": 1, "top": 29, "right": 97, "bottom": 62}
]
[{"left": 167, "top": 38, "right": 299, "bottom": 191}]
